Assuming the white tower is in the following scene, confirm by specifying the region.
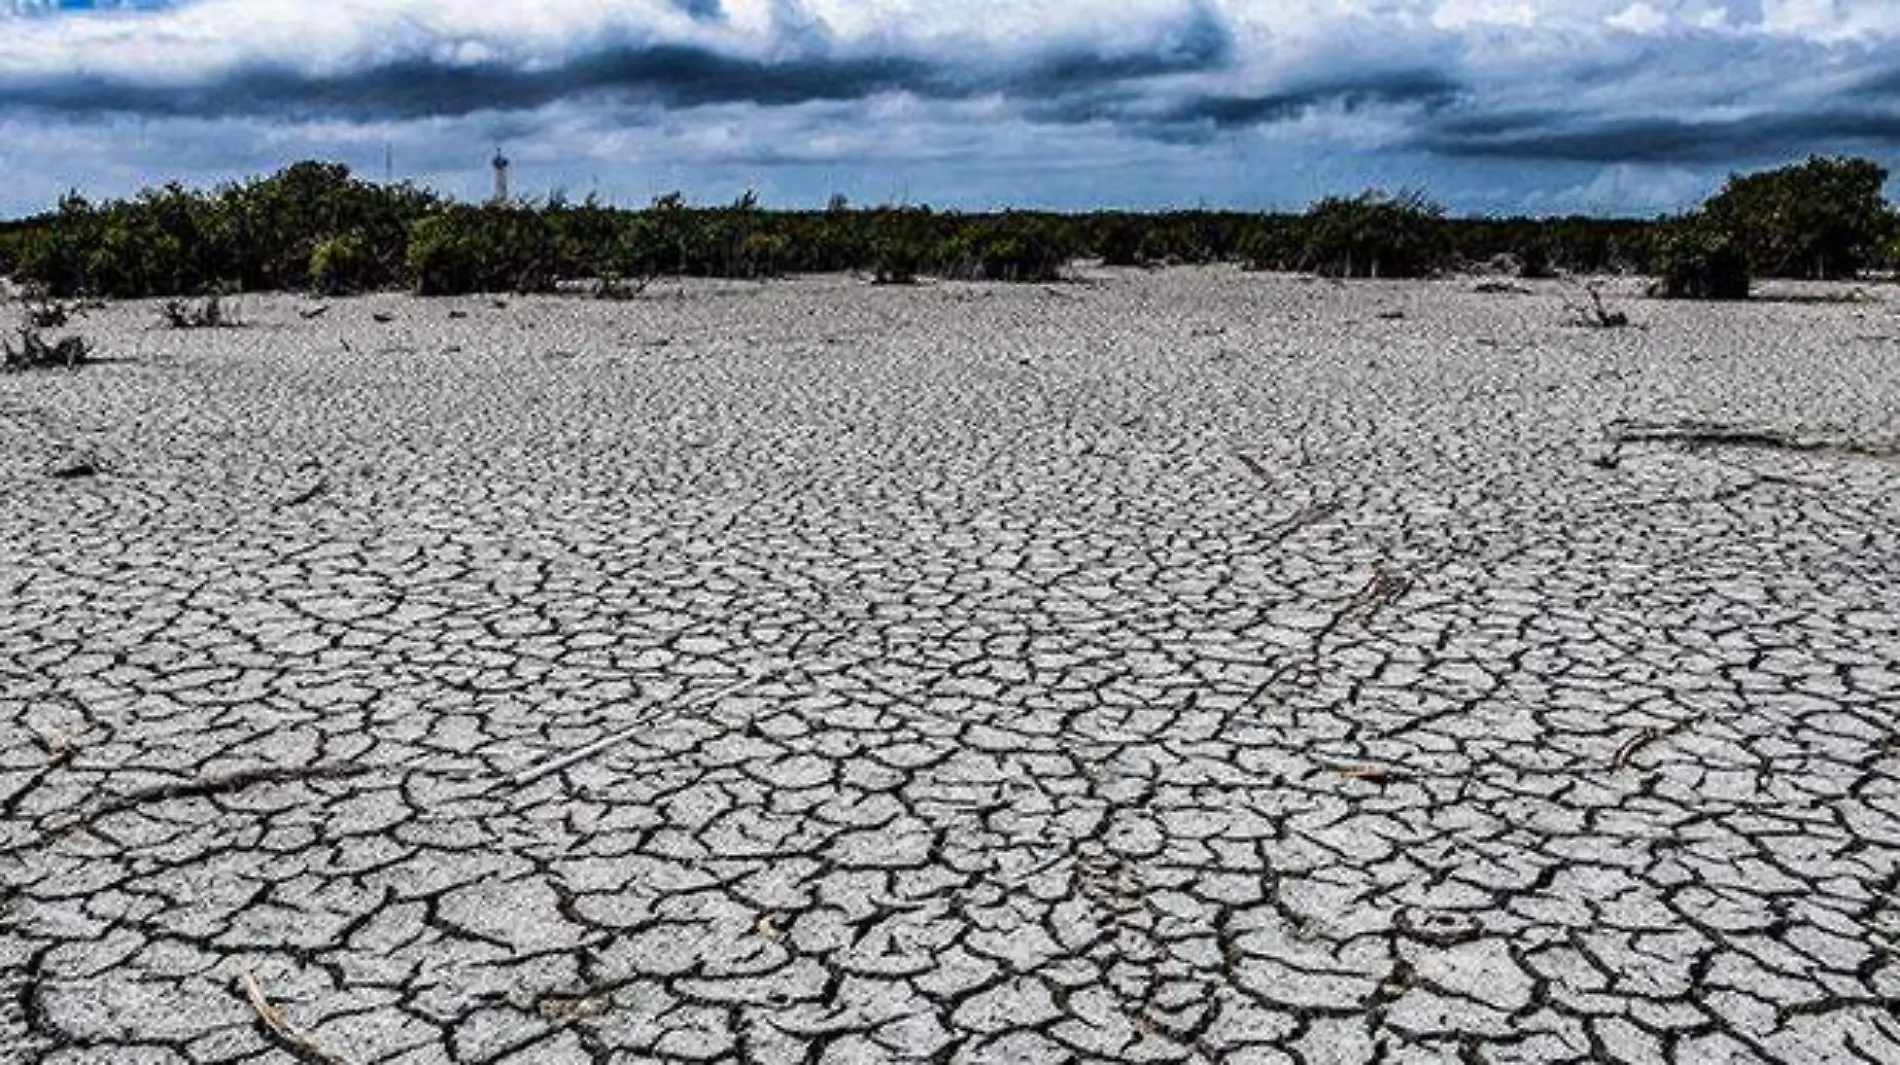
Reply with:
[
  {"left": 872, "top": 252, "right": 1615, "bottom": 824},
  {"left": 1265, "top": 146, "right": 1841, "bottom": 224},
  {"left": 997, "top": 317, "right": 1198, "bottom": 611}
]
[{"left": 491, "top": 148, "right": 511, "bottom": 204}]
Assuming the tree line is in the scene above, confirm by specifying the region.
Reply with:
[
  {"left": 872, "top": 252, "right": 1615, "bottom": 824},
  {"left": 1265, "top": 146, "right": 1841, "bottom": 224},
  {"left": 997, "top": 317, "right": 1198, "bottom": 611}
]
[{"left": 0, "top": 156, "right": 1893, "bottom": 299}]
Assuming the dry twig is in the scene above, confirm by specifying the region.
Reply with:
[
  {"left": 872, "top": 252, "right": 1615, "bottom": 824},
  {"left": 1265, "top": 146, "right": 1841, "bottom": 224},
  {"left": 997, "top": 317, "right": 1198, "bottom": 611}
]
[
  {"left": 240, "top": 971, "right": 353, "bottom": 1065},
  {"left": 1234, "top": 452, "right": 1276, "bottom": 484},
  {"left": 507, "top": 669, "right": 781, "bottom": 788},
  {"left": 276, "top": 477, "right": 329, "bottom": 509},
  {"left": 1565, "top": 284, "right": 1630, "bottom": 328},
  {"left": 51, "top": 762, "right": 370, "bottom": 836},
  {"left": 1614, "top": 728, "right": 1662, "bottom": 769}
]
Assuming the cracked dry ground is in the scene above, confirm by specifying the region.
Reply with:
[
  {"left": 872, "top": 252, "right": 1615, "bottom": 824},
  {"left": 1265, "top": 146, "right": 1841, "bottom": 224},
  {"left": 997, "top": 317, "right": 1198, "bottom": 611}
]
[{"left": 2, "top": 270, "right": 1898, "bottom": 1065}]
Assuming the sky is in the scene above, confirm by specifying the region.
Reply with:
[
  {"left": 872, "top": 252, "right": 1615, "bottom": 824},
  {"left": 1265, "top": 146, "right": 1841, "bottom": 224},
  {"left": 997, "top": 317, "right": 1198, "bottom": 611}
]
[{"left": 3, "top": 0, "right": 1900, "bottom": 218}]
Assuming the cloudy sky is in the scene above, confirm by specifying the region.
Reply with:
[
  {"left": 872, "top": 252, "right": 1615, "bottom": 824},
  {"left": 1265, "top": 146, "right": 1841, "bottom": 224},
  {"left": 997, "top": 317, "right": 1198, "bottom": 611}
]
[{"left": 3, "top": 0, "right": 1899, "bottom": 217}]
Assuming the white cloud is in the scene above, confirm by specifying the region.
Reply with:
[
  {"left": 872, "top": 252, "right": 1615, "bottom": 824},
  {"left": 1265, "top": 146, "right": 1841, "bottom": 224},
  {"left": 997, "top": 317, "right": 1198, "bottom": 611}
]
[
  {"left": 1606, "top": 2, "right": 1670, "bottom": 33},
  {"left": 1760, "top": 0, "right": 1900, "bottom": 39},
  {"left": 1432, "top": 0, "right": 1540, "bottom": 30},
  {"left": 1527, "top": 161, "right": 1708, "bottom": 213}
]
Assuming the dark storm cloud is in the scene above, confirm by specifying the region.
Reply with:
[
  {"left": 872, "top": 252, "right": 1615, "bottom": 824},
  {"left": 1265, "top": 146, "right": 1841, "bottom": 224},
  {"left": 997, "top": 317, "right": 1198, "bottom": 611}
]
[
  {"left": 1005, "top": 2, "right": 1231, "bottom": 94},
  {"left": 1421, "top": 107, "right": 1900, "bottom": 163},
  {"left": 3, "top": 48, "right": 935, "bottom": 119},
  {"left": 1164, "top": 69, "right": 1462, "bottom": 130},
  {"left": 13, "top": 0, "right": 1872, "bottom": 171},
  {"left": 1011, "top": 67, "right": 1460, "bottom": 144},
  {"left": 0, "top": 4, "right": 1233, "bottom": 121},
  {"left": 671, "top": 0, "right": 725, "bottom": 22},
  {"left": 1849, "top": 64, "right": 1900, "bottom": 101},
  {"left": 1405, "top": 24, "right": 1900, "bottom": 165}
]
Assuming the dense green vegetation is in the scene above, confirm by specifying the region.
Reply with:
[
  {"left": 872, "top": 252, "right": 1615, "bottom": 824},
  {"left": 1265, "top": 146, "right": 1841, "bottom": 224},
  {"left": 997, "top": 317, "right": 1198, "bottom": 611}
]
[
  {"left": 1651, "top": 217, "right": 1753, "bottom": 301},
  {"left": 0, "top": 156, "right": 1893, "bottom": 299},
  {"left": 1644, "top": 156, "right": 1899, "bottom": 300},
  {"left": 1298, "top": 191, "right": 1448, "bottom": 279},
  {"left": 1702, "top": 156, "right": 1890, "bottom": 281},
  {"left": 1, "top": 163, "right": 439, "bottom": 299}
]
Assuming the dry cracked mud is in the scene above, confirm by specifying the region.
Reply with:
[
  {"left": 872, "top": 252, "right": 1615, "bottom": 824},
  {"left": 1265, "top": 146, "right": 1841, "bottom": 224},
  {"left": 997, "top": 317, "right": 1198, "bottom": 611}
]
[{"left": 2, "top": 269, "right": 1898, "bottom": 1063}]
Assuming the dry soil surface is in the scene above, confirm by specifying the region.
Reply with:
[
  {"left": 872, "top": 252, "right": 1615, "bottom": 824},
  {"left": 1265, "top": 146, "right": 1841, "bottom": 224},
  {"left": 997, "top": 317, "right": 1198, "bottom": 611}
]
[{"left": 3, "top": 269, "right": 1899, "bottom": 1063}]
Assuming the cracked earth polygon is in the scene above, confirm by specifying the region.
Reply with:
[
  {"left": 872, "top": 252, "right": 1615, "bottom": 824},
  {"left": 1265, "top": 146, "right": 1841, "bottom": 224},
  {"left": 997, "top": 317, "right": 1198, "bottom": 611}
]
[{"left": 3, "top": 271, "right": 1898, "bottom": 1063}]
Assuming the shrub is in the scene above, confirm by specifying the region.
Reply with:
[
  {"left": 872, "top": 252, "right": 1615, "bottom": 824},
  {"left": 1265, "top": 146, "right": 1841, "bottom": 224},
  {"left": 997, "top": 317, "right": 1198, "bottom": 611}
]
[
  {"left": 308, "top": 232, "right": 374, "bottom": 295},
  {"left": 1879, "top": 233, "right": 1900, "bottom": 275},
  {"left": 1704, "top": 156, "right": 1888, "bottom": 279},
  {"left": 225, "top": 162, "right": 438, "bottom": 291},
  {"left": 711, "top": 190, "right": 767, "bottom": 278},
  {"left": 941, "top": 215, "right": 1071, "bottom": 282},
  {"left": 1237, "top": 218, "right": 1304, "bottom": 272},
  {"left": 870, "top": 209, "right": 934, "bottom": 284},
  {"left": 1139, "top": 218, "right": 1225, "bottom": 265},
  {"left": 1652, "top": 217, "right": 1750, "bottom": 300},
  {"left": 547, "top": 195, "right": 623, "bottom": 280},
  {"left": 404, "top": 216, "right": 471, "bottom": 296},
  {"left": 1096, "top": 218, "right": 1148, "bottom": 266},
  {"left": 25, "top": 299, "right": 73, "bottom": 329},
  {"left": 737, "top": 232, "right": 791, "bottom": 278},
  {"left": 15, "top": 195, "right": 103, "bottom": 296},
  {"left": 1301, "top": 190, "right": 1447, "bottom": 279},
  {"left": 610, "top": 193, "right": 695, "bottom": 281},
  {"left": 7, "top": 163, "right": 436, "bottom": 298},
  {"left": 3, "top": 321, "right": 89, "bottom": 371},
  {"left": 161, "top": 295, "right": 237, "bottom": 329},
  {"left": 786, "top": 205, "right": 871, "bottom": 274},
  {"left": 1516, "top": 242, "right": 1556, "bottom": 280},
  {"left": 406, "top": 206, "right": 558, "bottom": 296}
]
